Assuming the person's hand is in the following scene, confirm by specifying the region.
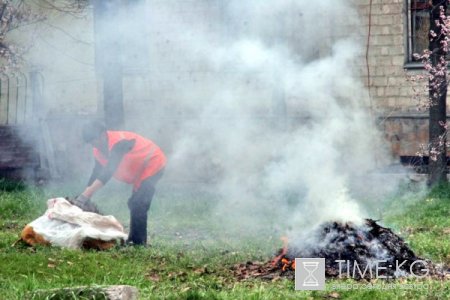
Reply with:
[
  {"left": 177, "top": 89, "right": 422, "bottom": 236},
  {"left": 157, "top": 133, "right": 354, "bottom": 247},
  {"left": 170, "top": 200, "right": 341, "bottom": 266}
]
[{"left": 72, "top": 195, "right": 100, "bottom": 214}]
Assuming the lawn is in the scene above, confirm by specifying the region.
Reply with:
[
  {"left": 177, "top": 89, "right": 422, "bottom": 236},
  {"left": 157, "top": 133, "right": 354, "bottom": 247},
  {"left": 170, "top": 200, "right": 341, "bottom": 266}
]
[{"left": 0, "top": 179, "right": 450, "bottom": 299}]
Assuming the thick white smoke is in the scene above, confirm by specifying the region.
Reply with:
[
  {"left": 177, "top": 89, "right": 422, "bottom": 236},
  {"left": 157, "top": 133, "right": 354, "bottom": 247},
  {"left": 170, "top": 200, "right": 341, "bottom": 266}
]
[
  {"left": 138, "top": 0, "right": 387, "bottom": 233},
  {"left": 23, "top": 0, "right": 401, "bottom": 238}
]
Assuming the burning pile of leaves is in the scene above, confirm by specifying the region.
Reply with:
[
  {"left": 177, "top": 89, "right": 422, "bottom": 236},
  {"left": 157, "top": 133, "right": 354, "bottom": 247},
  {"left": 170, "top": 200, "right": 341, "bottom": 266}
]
[{"left": 232, "top": 219, "right": 445, "bottom": 281}]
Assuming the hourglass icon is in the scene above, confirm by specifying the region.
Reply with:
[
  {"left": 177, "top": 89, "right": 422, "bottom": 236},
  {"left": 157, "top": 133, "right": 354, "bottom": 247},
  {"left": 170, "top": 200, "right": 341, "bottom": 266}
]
[
  {"left": 302, "top": 261, "right": 319, "bottom": 286},
  {"left": 295, "top": 258, "right": 325, "bottom": 290}
]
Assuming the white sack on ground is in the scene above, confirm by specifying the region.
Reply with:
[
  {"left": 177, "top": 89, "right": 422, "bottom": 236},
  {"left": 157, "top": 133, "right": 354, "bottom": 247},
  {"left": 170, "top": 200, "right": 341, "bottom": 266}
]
[{"left": 21, "top": 197, "right": 127, "bottom": 249}]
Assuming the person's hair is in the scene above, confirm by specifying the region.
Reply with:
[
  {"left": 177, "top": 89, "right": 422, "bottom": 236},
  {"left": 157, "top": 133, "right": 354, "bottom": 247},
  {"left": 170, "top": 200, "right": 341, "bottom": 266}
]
[{"left": 82, "top": 120, "right": 107, "bottom": 143}]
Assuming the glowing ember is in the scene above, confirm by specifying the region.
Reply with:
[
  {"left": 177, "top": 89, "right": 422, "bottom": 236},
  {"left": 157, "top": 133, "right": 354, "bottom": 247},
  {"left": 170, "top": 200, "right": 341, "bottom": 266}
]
[
  {"left": 272, "top": 237, "right": 296, "bottom": 272},
  {"left": 281, "top": 257, "right": 295, "bottom": 271}
]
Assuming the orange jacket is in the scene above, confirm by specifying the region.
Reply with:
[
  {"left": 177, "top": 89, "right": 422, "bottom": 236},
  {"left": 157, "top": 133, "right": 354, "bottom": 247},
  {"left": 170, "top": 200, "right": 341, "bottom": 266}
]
[{"left": 93, "top": 131, "right": 166, "bottom": 190}]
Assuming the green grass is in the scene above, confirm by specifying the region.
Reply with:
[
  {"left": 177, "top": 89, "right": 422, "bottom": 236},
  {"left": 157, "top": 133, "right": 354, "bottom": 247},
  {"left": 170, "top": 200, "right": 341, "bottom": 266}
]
[
  {"left": 0, "top": 181, "right": 450, "bottom": 299},
  {"left": 385, "top": 184, "right": 450, "bottom": 265}
]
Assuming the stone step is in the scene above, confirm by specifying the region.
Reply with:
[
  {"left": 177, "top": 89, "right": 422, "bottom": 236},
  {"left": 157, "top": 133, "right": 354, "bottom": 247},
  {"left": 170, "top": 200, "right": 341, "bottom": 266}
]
[
  {"left": 0, "top": 125, "right": 40, "bottom": 170},
  {"left": 30, "top": 285, "right": 139, "bottom": 300}
]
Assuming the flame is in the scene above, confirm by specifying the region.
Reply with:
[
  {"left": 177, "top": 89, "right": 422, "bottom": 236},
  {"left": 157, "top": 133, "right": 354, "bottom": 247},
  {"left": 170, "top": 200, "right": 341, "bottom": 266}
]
[
  {"left": 271, "top": 236, "right": 289, "bottom": 266},
  {"left": 271, "top": 236, "right": 296, "bottom": 271},
  {"left": 280, "top": 257, "right": 296, "bottom": 271},
  {"left": 281, "top": 258, "right": 289, "bottom": 271}
]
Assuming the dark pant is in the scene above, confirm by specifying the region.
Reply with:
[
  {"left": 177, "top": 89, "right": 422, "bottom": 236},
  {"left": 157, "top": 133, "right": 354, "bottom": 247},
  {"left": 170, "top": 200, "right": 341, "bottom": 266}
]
[{"left": 127, "top": 170, "right": 163, "bottom": 245}]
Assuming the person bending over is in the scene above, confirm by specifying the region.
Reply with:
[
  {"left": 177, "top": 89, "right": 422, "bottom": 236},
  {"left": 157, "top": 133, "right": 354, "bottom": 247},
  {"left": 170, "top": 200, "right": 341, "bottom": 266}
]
[{"left": 73, "top": 121, "right": 166, "bottom": 246}]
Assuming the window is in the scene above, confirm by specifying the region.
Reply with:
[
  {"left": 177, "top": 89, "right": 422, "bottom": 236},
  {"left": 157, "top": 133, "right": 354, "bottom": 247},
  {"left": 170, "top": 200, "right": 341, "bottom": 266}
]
[
  {"left": 408, "top": 0, "right": 430, "bottom": 62},
  {"left": 407, "top": 0, "right": 450, "bottom": 63}
]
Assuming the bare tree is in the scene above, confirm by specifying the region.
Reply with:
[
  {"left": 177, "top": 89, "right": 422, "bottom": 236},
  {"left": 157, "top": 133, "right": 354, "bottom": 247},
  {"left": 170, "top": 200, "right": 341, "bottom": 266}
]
[
  {"left": 92, "top": 0, "right": 124, "bottom": 129},
  {"left": 0, "top": 1, "right": 43, "bottom": 74},
  {"left": 0, "top": 1, "right": 89, "bottom": 74}
]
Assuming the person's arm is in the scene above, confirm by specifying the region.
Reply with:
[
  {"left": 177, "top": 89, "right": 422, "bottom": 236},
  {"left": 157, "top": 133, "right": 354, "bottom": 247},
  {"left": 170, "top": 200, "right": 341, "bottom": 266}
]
[
  {"left": 81, "top": 139, "right": 136, "bottom": 198},
  {"left": 87, "top": 160, "right": 102, "bottom": 186},
  {"left": 73, "top": 163, "right": 102, "bottom": 212},
  {"left": 79, "top": 160, "right": 104, "bottom": 199},
  {"left": 81, "top": 179, "right": 104, "bottom": 198}
]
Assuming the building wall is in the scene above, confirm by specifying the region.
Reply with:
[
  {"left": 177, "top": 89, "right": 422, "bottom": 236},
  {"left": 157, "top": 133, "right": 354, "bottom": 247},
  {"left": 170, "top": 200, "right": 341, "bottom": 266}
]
[
  {"left": 17, "top": 1, "right": 412, "bottom": 117},
  {"left": 40, "top": 0, "right": 429, "bottom": 160},
  {"left": 354, "top": 0, "right": 433, "bottom": 157},
  {"left": 354, "top": 0, "right": 412, "bottom": 112},
  {"left": 7, "top": 0, "right": 431, "bottom": 174}
]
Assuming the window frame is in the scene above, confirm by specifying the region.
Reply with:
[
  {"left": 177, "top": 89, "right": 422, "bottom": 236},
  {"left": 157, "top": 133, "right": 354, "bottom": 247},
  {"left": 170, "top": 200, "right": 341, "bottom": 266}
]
[
  {"left": 405, "top": 0, "right": 430, "bottom": 69},
  {"left": 405, "top": 0, "right": 450, "bottom": 69}
]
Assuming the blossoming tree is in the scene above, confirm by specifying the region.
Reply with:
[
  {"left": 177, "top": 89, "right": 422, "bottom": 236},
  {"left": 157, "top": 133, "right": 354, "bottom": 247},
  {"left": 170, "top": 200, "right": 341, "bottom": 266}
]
[{"left": 414, "top": 0, "right": 449, "bottom": 185}]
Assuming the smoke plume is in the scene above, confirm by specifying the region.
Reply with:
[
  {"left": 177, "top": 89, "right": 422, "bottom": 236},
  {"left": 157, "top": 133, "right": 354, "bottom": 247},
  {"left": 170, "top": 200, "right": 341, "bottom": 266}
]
[{"left": 22, "top": 0, "right": 404, "bottom": 239}]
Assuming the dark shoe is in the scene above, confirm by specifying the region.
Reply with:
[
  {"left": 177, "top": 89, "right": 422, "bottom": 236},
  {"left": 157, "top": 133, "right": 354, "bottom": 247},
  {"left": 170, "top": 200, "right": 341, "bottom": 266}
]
[{"left": 125, "top": 239, "right": 148, "bottom": 247}]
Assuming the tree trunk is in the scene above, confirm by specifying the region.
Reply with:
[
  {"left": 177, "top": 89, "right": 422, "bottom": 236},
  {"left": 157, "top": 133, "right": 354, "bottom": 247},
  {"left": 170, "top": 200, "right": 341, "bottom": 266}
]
[
  {"left": 428, "top": 0, "right": 448, "bottom": 186},
  {"left": 93, "top": 0, "right": 124, "bottom": 129}
]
